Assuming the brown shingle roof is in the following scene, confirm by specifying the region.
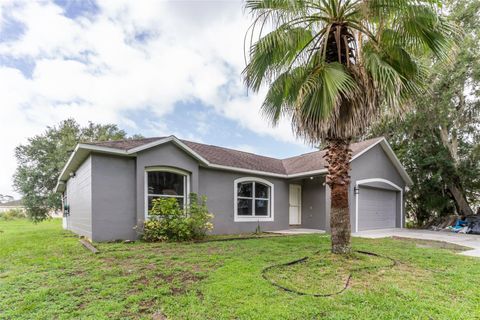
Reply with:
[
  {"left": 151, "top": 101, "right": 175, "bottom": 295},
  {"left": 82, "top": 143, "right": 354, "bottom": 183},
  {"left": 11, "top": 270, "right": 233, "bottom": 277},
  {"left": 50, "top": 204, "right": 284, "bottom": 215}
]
[
  {"left": 181, "top": 140, "right": 287, "bottom": 174},
  {"left": 86, "top": 136, "right": 384, "bottom": 176},
  {"left": 282, "top": 137, "right": 383, "bottom": 174}
]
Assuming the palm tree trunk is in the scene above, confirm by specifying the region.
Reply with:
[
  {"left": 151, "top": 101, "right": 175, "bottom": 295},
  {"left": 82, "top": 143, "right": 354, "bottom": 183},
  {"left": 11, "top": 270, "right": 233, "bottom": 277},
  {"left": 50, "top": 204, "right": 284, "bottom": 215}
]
[{"left": 325, "top": 138, "right": 352, "bottom": 254}]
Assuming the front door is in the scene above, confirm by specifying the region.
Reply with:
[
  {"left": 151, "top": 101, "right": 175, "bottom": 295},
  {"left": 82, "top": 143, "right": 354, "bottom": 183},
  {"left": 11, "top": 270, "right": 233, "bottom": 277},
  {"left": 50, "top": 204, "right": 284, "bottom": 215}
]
[{"left": 289, "top": 184, "right": 302, "bottom": 225}]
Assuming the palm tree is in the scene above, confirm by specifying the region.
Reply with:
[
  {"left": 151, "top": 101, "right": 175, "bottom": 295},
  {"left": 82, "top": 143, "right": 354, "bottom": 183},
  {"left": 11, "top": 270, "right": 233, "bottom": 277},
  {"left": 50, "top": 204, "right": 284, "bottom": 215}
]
[{"left": 243, "top": 0, "right": 456, "bottom": 253}]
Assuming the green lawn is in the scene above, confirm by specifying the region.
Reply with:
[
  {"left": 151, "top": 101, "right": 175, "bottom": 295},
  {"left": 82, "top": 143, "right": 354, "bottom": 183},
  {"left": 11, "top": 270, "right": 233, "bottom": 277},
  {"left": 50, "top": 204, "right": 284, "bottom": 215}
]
[{"left": 1, "top": 219, "right": 480, "bottom": 320}]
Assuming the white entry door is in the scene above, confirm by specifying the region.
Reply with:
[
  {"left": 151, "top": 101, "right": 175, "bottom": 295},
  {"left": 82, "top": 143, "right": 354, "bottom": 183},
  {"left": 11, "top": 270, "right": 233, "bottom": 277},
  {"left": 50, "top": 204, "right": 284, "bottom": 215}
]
[{"left": 289, "top": 184, "right": 302, "bottom": 225}]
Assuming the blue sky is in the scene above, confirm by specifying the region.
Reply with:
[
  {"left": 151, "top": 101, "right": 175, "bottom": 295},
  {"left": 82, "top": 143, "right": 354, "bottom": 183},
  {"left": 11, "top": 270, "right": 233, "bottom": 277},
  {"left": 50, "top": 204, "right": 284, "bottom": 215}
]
[{"left": 0, "top": 1, "right": 314, "bottom": 197}]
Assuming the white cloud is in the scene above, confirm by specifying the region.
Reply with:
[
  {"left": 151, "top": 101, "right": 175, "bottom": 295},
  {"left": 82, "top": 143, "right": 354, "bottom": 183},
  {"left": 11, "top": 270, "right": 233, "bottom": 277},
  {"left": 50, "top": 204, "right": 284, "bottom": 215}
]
[{"left": 0, "top": 0, "right": 305, "bottom": 197}]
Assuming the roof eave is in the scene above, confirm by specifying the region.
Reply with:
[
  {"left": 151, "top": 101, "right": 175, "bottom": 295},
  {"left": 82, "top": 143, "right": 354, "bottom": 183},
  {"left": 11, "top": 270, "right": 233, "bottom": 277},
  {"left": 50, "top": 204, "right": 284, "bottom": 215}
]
[
  {"left": 207, "top": 163, "right": 288, "bottom": 178},
  {"left": 54, "top": 144, "right": 131, "bottom": 193},
  {"left": 54, "top": 181, "right": 66, "bottom": 193},
  {"left": 378, "top": 138, "right": 414, "bottom": 186},
  {"left": 286, "top": 169, "right": 328, "bottom": 178},
  {"left": 54, "top": 136, "right": 412, "bottom": 194}
]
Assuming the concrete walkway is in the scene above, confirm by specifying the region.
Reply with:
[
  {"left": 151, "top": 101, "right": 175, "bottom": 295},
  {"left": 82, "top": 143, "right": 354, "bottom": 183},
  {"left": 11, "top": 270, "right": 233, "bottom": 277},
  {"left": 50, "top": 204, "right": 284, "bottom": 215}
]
[{"left": 353, "top": 228, "right": 480, "bottom": 257}]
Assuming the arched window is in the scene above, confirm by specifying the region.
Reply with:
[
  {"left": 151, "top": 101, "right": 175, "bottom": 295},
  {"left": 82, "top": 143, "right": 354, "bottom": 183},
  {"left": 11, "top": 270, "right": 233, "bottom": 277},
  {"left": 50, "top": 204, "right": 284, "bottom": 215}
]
[
  {"left": 234, "top": 177, "right": 274, "bottom": 222},
  {"left": 145, "top": 167, "right": 190, "bottom": 217}
]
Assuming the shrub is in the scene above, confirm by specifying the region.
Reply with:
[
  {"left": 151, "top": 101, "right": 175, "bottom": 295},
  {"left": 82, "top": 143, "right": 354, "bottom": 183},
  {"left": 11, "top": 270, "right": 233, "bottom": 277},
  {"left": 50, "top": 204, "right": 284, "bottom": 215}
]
[
  {"left": 0, "top": 209, "right": 27, "bottom": 221},
  {"left": 142, "top": 193, "right": 214, "bottom": 242}
]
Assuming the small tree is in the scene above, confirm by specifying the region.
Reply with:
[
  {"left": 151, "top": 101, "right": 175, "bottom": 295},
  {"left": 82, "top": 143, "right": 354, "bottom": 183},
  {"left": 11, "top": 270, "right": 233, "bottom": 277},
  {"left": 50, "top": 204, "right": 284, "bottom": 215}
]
[{"left": 13, "top": 119, "right": 138, "bottom": 222}]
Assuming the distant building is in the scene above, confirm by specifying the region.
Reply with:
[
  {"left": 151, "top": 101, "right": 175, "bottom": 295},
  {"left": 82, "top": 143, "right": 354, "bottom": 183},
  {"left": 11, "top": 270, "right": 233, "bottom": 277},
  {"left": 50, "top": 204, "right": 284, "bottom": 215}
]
[{"left": 0, "top": 199, "right": 25, "bottom": 213}]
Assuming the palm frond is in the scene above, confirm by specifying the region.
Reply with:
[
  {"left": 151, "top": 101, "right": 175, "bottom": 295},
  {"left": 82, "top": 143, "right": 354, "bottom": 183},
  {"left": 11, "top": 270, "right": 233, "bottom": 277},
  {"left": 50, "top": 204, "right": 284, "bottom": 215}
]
[
  {"left": 245, "top": 0, "right": 318, "bottom": 15},
  {"left": 244, "top": 0, "right": 317, "bottom": 26},
  {"left": 243, "top": 25, "right": 314, "bottom": 91},
  {"left": 393, "top": 6, "right": 459, "bottom": 59},
  {"left": 261, "top": 66, "right": 307, "bottom": 124},
  {"left": 293, "top": 63, "right": 362, "bottom": 142},
  {"left": 243, "top": 0, "right": 457, "bottom": 143},
  {"left": 297, "top": 63, "right": 357, "bottom": 119}
]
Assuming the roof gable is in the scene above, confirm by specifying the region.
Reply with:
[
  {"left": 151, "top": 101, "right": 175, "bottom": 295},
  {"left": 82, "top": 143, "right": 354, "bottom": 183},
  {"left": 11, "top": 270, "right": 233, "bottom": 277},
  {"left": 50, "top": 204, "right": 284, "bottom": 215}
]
[{"left": 282, "top": 138, "right": 384, "bottom": 175}]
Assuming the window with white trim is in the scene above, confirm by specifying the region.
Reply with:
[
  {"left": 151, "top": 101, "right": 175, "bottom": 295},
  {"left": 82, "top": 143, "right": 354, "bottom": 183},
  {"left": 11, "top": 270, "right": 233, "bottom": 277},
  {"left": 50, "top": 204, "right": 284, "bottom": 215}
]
[
  {"left": 234, "top": 177, "right": 274, "bottom": 221},
  {"left": 146, "top": 168, "right": 189, "bottom": 212}
]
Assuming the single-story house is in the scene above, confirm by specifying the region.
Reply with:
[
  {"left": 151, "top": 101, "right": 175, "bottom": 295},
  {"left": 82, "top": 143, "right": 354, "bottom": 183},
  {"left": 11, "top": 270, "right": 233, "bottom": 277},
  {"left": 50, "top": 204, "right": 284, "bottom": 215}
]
[
  {"left": 55, "top": 136, "right": 412, "bottom": 242},
  {"left": 0, "top": 199, "right": 25, "bottom": 213}
]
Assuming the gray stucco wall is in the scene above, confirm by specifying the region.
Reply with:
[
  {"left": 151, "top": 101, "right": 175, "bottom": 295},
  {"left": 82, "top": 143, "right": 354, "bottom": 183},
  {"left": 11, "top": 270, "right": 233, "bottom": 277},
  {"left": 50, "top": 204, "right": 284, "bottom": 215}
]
[
  {"left": 198, "top": 167, "right": 290, "bottom": 234},
  {"left": 91, "top": 154, "right": 137, "bottom": 241},
  {"left": 135, "top": 142, "right": 200, "bottom": 225},
  {"left": 65, "top": 156, "right": 92, "bottom": 239},
  {"left": 63, "top": 140, "right": 408, "bottom": 240},
  {"left": 299, "top": 176, "right": 327, "bottom": 230},
  {"left": 348, "top": 144, "right": 406, "bottom": 231}
]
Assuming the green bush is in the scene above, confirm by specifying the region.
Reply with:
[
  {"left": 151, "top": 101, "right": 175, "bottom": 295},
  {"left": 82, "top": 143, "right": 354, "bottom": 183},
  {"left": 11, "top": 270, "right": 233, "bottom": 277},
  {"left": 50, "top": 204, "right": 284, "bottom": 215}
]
[
  {"left": 142, "top": 193, "right": 214, "bottom": 242},
  {"left": 0, "top": 209, "right": 27, "bottom": 221}
]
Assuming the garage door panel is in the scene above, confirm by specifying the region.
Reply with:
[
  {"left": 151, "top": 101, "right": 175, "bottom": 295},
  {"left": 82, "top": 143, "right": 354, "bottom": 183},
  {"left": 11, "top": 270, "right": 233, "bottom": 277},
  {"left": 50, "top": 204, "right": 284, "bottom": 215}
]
[{"left": 358, "top": 188, "right": 396, "bottom": 231}]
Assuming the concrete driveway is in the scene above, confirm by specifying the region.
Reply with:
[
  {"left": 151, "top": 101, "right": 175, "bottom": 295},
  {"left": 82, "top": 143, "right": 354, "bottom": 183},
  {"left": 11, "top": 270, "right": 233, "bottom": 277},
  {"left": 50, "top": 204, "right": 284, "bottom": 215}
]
[{"left": 353, "top": 228, "right": 480, "bottom": 257}]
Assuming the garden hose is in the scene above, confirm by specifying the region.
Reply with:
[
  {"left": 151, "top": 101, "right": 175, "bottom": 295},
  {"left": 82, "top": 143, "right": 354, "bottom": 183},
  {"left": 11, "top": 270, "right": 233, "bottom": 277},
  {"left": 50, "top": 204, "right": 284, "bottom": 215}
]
[{"left": 262, "top": 250, "right": 397, "bottom": 297}]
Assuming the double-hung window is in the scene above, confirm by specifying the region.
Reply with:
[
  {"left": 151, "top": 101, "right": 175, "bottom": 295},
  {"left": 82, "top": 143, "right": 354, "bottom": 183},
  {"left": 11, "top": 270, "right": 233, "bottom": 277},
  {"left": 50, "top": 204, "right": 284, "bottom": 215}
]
[{"left": 234, "top": 177, "right": 274, "bottom": 222}]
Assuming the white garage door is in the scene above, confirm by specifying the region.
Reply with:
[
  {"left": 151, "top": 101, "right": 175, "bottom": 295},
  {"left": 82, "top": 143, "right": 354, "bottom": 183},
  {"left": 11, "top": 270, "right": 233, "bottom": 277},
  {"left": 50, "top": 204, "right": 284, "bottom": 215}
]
[{"left": 358, "top": 187, "right": 396, "bottom": 231}]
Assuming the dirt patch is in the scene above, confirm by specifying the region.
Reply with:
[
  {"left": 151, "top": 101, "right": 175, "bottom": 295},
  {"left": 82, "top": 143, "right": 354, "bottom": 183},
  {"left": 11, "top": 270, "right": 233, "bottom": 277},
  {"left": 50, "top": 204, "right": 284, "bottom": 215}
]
[
  {"left": 163, "top": 260, "right": 215, "bottom": 273},
  {"left": 77, "top": 301, "right": 88, "bottom": 310},
  {"left": 134, "top": 275, "right": 151, "bottom": 286},
  {"left": 66, "top": 270, "right": 86, "bottom": 277},
  {"left": 170, "top": 286, "right": 185, "bottom": 295},
  {"left": 152, "top": 311, "right": 167, "bottom": 320},
  {"left": 100, "top": 256, "right": 160, "bottom": 274},
  {"left": 138, "top": 298, "right": 156, "bottom": 311},
  {"left": 128, "top": 268, "right": 207, "bottom": 295},
  {"left": 195, "top": 289, "right": 204, "bottom": 301},
  {"left": 162, "top": 271, "right": 206, "bottom": 294},
  {"left": 392, "top": 237, "right": 470, "bottom": 252},
  {"left": 152, "top": 271, "right": 206, "bottom": 295}
]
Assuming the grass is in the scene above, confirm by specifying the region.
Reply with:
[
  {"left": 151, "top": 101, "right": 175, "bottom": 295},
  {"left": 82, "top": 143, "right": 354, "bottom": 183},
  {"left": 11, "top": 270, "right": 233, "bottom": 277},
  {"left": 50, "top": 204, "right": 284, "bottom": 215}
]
[
  {"left": 1, "top": 219, "right": 479, "bottom": 320},
  {"left": 264, "top": 251, "right": 394, "bottom": 296}
]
